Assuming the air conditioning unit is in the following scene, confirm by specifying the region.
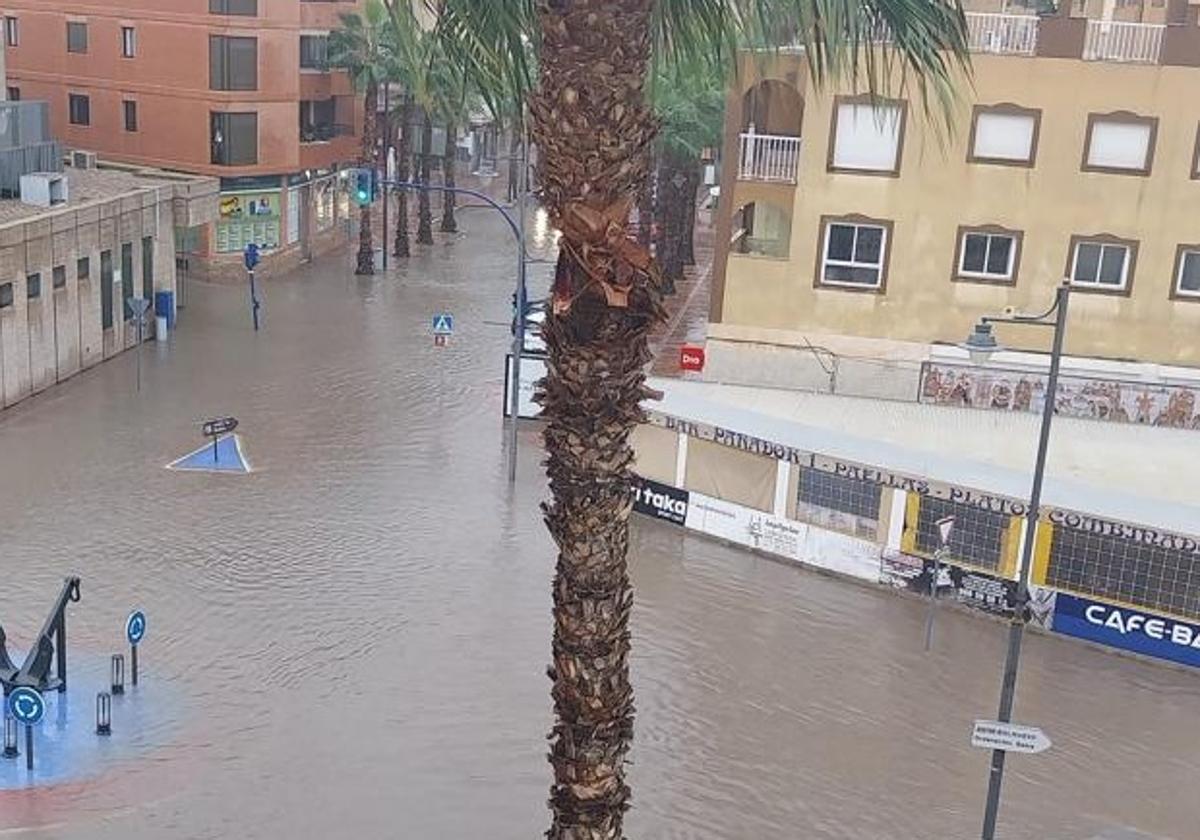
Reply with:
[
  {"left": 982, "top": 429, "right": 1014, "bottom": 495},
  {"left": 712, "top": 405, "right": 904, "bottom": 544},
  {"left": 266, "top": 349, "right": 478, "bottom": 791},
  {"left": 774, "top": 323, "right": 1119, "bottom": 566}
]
[
  {"left": 20, "top": 172, "right": 68, "bottom": 208},
  {"left": 71, "top": 150, "right": 98, "bottom": 170}
]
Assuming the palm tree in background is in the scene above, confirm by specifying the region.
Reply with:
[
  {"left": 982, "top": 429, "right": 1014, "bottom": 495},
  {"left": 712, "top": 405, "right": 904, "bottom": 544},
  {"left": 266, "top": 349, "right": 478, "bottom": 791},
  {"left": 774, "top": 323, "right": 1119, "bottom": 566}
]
[
  {"left": 436, "top": 1, "right": 971, "bottom": 836},
  {"left": 329, "top": 0, "right": 392, "bottom": 276},
  {"left": 649, "top": 58, "right": 726, "bottom": 289}
]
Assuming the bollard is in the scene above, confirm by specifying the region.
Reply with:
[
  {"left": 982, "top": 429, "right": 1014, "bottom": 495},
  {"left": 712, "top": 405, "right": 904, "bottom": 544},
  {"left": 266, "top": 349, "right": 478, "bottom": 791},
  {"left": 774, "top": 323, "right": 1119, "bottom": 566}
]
[
  {"left": 2, "top": 715, "right": 17, "bottom": 759},
  {"left": 96, "top": 693, "right": 112, "bottom": 736},
  {"left": 111, "top": 654, "right": 125, "bottom": 696}
]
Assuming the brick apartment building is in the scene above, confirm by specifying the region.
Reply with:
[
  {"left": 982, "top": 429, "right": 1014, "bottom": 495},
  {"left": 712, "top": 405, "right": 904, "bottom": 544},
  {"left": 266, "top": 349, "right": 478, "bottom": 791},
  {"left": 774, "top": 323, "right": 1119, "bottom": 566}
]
[{"left": 3, "top": 0, "right": 365, "bottom": 279}]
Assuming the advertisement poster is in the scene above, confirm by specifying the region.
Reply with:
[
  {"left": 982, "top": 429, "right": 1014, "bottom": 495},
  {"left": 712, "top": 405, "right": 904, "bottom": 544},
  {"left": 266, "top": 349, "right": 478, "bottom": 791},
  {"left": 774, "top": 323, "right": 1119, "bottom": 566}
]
[
  {"left": 1051, "top": 593, "right": 1200, "bottom": 669},
  {"left": 685, "top": 493, "right": 880, "bottom": 582},
  {"left": 217, "top": 192, "right": 282, "bottom": 254},
  {"left": 881, "top": 552, "right": 1017, "bottom": 616},
  {"left": 631, "top": 476, "right": 689, "bottom": 526}
]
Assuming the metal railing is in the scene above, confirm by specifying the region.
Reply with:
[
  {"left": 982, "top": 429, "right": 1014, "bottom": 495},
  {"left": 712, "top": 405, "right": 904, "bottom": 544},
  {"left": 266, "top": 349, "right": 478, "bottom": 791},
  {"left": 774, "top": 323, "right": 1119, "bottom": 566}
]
[
  {"left": 965, "top": 12, "right": 1039, "bottom": 56},
  {"left": 1083, "top": 20, "right": 1165, "bottom": 64},
  {"left": 737, "top": 131, "right": 801, "bottom": 184},
  {"left": 300, "top": 123, "right": 354, "bottom": 143}
]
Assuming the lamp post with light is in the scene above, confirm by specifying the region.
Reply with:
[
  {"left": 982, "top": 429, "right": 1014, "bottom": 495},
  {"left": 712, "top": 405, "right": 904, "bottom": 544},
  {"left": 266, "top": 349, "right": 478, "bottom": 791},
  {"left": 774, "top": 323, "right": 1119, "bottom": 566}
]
[{"left": 961, "top": 279, "right": 1071, "bottom": 840}]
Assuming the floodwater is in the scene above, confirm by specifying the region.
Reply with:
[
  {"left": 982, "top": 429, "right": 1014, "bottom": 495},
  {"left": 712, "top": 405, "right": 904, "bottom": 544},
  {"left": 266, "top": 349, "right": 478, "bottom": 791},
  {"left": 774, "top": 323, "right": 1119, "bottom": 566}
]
[{"left": 0, "top": 212, "right": 1197, "bottom": 839}]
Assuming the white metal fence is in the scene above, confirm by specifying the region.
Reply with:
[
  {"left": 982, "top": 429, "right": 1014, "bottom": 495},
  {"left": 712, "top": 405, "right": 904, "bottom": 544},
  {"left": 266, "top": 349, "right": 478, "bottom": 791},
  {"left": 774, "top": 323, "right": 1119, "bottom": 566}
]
[
  {"left": 1083, "top": 20, "right": 1165, "bottom": 64},
  {"left": 737, "top": 132, "right": 801, "bottom": 184},
  {"left": 965, "top": 13, "right": 1039, "bottom": 56}
]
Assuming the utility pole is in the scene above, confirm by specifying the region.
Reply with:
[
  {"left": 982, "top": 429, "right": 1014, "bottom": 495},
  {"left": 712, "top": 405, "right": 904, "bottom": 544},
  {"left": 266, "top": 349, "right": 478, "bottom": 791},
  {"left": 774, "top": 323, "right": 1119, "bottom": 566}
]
[{"left": 507, "top": 115, "right": 529, "bottom": 484}]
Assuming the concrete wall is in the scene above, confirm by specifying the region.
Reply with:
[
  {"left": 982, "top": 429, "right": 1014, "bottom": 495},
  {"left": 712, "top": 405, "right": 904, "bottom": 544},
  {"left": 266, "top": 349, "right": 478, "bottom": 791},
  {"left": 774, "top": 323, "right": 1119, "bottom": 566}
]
[
  {"left": 0, "top": 189, "right": 178, "bottom": 409},
  {"left": 715, "top": 51, "right": 1200, "bottom": 368}
]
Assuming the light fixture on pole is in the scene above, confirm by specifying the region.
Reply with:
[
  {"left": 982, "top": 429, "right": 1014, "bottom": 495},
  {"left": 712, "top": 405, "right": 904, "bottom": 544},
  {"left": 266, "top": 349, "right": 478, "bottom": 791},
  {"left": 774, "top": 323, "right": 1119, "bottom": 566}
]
[{"left": 963, "top": 280, "right": 1072, "bottom": 840}]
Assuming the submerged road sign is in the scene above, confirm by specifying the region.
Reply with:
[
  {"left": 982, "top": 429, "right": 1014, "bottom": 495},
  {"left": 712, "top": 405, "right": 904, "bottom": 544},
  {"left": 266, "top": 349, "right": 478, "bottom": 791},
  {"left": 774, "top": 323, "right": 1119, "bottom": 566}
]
[
  {"left": 971, "top": 720, "right": 1051, "bottom": 754},
  {"left": 432, "top": 313, "right": 454, "bottom": 335},
  {"left": 126, "top": 610, "right": 147, "bottom": 646},
  {"left": 7, "top": 687, "right": 45, "bottom": 726}
]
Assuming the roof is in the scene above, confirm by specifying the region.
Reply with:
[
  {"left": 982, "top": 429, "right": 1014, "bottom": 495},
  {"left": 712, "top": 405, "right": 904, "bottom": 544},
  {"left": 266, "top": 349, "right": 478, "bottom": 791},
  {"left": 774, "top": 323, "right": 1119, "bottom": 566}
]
[{"left": 647, "top": 377, "right": 1200, "bottom": 538}]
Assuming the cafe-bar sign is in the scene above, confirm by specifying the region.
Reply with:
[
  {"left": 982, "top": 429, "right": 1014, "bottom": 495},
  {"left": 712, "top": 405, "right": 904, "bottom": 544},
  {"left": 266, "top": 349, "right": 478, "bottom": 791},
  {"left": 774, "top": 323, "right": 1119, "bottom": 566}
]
[{"left": 1052, "top": 593, "right": 1200, "bottom": 668}]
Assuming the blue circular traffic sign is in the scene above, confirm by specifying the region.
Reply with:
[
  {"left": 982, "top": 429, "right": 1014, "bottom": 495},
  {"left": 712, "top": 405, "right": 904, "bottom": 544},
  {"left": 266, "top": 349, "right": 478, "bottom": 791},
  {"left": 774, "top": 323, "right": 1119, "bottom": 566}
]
[
  {"left": 126, "top": 610, "right": 147, "bottom": 646},
  {"left": 7, "top": 687, "right": 46, "bottom": 726}
]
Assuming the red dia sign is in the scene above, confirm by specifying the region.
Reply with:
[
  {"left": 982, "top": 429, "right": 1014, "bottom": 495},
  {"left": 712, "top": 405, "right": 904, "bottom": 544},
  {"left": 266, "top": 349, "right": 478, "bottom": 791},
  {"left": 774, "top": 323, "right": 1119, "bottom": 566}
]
[{"left": 679, "top": 345, "right": 705, "bottom": 372}]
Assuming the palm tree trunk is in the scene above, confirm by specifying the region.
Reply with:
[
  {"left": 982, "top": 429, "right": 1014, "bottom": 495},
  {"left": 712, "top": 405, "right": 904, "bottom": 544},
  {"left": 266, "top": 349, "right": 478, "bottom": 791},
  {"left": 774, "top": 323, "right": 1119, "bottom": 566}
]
[
  {"left": 507, "top": 125, "right": 521, "bottom": 204},
  {"left": 440, "top": 120, "right": 458, "bottom": 234},
  {"left": 355, "top": 80, "right": 378, "bottom": 276},
  {"left": 637, "top": 147, "right": 655, "bottom": 247},
  {"left": 394, "top": 94, "right": 412, "bottom": 258},
  {"left": 530, "top": 2, "right": 663, "bottom": 838},
  {"left": 417, "top": 114, "right": 434, "bottom": 245},
  {"left": 682, "top": 165, "right": 700, "bottom": 266}
]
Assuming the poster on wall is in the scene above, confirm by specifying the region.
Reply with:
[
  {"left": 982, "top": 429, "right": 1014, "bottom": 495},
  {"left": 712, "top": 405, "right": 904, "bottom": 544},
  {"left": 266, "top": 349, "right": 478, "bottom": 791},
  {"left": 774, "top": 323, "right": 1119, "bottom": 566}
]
[
  {"left": 630, "top": 476, "right": 689, "bottom": 526},
  {"left": 1051, "top": 593, "right": 1200, "bottom": 668},
  {"left": 684, "top": 492, "right": 881, "bottom": 582},
  {"left": 217, "top": 192, "right": 282, "bottom": 254},
  {"left": 881, "top": 552, "right": 1017, "bottom": 616}
]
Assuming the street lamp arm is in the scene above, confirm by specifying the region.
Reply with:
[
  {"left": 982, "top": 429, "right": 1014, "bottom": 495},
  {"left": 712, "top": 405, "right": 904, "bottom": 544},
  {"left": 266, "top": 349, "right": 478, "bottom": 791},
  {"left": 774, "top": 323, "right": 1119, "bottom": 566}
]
[
  {"left": 981, "top": 294, "right": 1064, "bottom": 329},
  {"left": 382, "top": 180, "right": 524, "bottom": 250}
]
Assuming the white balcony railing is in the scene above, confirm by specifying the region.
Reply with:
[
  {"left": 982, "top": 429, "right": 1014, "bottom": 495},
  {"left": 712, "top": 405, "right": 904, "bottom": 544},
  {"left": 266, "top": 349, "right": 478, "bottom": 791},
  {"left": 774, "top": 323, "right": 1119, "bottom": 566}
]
[
  {"left": 965, "top": 13, "right": 1039, "bottom": 56},
  {"left": 738, "top": 131, "right": 801, "bottom": 184},
  {"left": 1083, "top": 20, "right": 1165, "bottom": 64}
]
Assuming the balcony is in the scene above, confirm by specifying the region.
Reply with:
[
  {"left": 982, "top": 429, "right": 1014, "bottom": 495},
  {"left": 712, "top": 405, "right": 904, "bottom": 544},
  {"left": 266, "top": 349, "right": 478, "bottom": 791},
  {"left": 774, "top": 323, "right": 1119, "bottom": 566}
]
[
  {"left": 300, "top": 123, "right": 353, "bottom": 144},
  {"left": 737, "top": 131, "right": 801, "bottom": 184},
  {"left": 1083, "top": 20, "right": 1165, "bottom": 64},
  {"left": 300, "top": 97, "right": 354, "bottom": 144},
  {"left": 965, "top": 13, "right": 1038, "bottom": 56}
]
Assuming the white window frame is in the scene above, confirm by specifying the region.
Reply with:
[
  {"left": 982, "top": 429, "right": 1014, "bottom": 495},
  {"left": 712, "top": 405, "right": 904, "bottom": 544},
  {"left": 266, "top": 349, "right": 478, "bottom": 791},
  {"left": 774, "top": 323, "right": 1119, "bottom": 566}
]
[
  {"left": 4, "top": 16, "right": 18, "bottom": 48},
  {"left": 820, "top": 220, "right": 889, "bottom": 291},
  {"left": 969, "top": 106, "right": 1039, "bottom": 166},
  {"left": 121, "top": 26, "right": 136, "bottom": 58},
  {"left": 1174, "top": 247, "right": 1200, "bottom": 300},
  {"left": 1070, "top": 240, "right": 1132, "bottom": 292},
  {"left": 957, "top": 230, "right": 1017, "bottom": 282},
  {"left": 829, "top": 97, "right": 906, "bottom": 176},
  {"left": 1082, "top": 113, "right": 1156, "bottom": 175}
]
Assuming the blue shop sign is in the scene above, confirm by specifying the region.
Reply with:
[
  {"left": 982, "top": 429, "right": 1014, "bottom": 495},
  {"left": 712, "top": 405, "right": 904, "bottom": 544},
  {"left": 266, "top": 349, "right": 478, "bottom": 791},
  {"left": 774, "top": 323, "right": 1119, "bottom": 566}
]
[{"left": 1053, "top": 593, "right": 1200, "bottom": 668}]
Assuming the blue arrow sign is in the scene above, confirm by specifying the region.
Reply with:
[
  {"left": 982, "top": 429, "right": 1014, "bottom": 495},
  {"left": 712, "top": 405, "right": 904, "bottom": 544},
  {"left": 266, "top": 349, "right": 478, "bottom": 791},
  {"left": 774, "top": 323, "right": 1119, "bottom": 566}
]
[
  {"left": 432, "top": 314, "right": 454, "bottom": 335},
  {"left": 7, "top": 686, "right": 46, "bottom": 726},
  {"left": 126, "top": 610, "right": 147, "bottom": 646}
]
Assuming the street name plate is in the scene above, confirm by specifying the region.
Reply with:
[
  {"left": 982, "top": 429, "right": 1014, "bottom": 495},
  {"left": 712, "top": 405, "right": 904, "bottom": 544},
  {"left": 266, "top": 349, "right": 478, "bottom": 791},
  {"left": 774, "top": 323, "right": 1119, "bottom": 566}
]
[{"left": 971, "top": 720, "right": 1051, "bottom": 754}]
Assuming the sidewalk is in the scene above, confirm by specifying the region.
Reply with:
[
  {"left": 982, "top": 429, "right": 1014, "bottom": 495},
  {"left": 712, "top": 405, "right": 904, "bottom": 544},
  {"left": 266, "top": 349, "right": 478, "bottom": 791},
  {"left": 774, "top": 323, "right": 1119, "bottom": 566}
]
[{"left": 649, "top": 209, "right": 713, "bottom": 377}]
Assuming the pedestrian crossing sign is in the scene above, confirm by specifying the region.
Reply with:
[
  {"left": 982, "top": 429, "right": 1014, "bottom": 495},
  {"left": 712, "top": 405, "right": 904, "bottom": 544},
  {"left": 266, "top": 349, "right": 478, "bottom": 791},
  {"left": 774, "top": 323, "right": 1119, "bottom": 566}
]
[{"left": 432, "top": 313, "right": 454, "bottom": 335}]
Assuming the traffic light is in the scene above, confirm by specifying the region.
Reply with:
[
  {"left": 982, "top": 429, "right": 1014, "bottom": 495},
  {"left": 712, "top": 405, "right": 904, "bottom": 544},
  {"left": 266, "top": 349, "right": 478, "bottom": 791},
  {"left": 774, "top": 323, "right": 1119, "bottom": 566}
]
[{"left": 353, "top": 168, "right": 375, "bottom": 207}]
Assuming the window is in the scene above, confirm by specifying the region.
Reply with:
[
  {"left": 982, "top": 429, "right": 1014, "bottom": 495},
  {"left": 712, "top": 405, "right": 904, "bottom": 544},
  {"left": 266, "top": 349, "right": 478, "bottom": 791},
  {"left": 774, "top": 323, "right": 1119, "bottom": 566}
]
[
  {"left": 77, "top": 256, "right": 90, "bottom": 281},
  {"left": 121, "top": 26, "right": 136, "bottom": 58},
  {"left": 53, "top": 266, "right": 66, "bottom": 290},
  {"left": 124, "top": 100, "right": 138, "bottom": 132},
  {"left": 121, "top": 244, "right": 134, "bottom": 320},
  {"left": 210, "top": 36, "right": 258, "bottom": 91},
  {"left": 142, "top": 237, "right": 154, "bottom": 300},
  {"left": 210, "top": 0, "right": 257, "bottom": 14},
  {"left": 828, "top": 97, "right": 906, "bottom": 175},
  {"left": 968, "top": 105, "right": 1039, "bottom": 167},
  {"left": 795, "top": 468, "right": 882, "bottom": 540},
  {"left": 300, "top": 35, "right": 329, "bottom": 70},
  {"left": 955, "top": 227, "right": 1021, "bottom": 284},
  {"left": 101, "top": 251, "right": 114, "bottom": 329},
  {"left": 817, "top": 216, "right": 891, "bottom": 291},
  {"left": 1069, "top": 236, "right": 1136, "bottom": 293},
  {"left": 0, "top": 282, "right": 12, "bottom": 309},
  {"left": 211, "top": 112, "right": 258, "bottom": 165},
  {"left": 68, "top": 94, "right": 90, "bottom": 126},
  {"left": 6, "top": 87, "right": 18, "bottom": 102},
  {"left": 1083, "top": 112, "right": 1157, "bottom": 175},
  {"left": 300, "top": 98, "right": 337, "bottom": 142},
  {"left": 67, "top": 21, "right": 88, "bottom": 54},
  {"left": 915, "top": 497, "right": 1009, "bottom": 573},
  {"left": 4, "top": 16, "right": 18, "bottom": 47},
  {"left": 26, "top": 273, "right": 40, "bottom": 300},
  {"left": 1172, "top": 246, "right": 1200, "bottom": 301}
]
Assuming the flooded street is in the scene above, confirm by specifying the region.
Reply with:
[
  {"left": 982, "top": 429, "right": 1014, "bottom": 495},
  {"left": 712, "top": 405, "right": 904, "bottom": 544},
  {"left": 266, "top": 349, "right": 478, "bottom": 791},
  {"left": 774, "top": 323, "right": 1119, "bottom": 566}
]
[{"left": 0, "top": 212, "right": 1197, "bottom": 839}]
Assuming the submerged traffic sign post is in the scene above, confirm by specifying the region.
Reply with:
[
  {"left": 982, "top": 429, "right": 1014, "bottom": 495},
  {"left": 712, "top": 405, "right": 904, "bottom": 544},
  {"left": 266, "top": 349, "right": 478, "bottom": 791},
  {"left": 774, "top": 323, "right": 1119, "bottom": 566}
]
[
  {"left": 7, "top": 686, "right": 45, "bottom": 770},
  {"left": 971, "top": 720, "right": 1051, "bottom": 755},
  {"left": 126, "top": 610, "right": 147, "bottom": 686}
]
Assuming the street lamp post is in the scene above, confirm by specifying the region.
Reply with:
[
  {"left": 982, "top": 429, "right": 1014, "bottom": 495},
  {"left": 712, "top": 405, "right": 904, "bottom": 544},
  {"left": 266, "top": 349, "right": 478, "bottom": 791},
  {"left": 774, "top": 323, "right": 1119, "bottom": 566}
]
[{"left": 960, "top": 280, "right": 1071, "bottom": 840}]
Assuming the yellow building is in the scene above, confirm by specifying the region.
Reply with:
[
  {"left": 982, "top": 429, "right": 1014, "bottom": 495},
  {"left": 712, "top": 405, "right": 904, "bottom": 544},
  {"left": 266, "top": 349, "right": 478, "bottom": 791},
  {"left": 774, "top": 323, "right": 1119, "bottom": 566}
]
[{"left": 710, "top": 6, "right": 1200, "bottom": 401}]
